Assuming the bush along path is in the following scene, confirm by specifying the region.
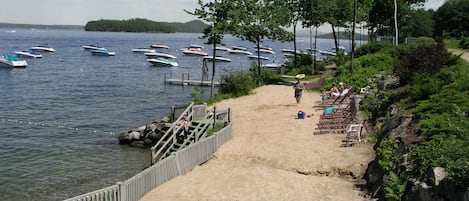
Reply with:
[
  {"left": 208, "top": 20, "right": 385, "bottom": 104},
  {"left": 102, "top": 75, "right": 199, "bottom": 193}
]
[{"left": 357, "top": 42, "right": 469, "bottom": 201}]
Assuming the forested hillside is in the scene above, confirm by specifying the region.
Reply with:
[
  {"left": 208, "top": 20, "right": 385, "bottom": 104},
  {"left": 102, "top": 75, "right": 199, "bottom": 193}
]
[{"left": 84, "top": 18, "right": 208, "bottom": 33}]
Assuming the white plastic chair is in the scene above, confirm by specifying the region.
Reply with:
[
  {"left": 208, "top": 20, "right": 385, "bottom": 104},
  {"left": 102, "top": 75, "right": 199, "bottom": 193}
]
[{"left": 346, "top": 124, "right": 362, "bottom": 143}]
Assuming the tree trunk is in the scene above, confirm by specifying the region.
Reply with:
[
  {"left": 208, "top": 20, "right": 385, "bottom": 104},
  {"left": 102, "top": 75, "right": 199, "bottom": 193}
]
[
  {"left": 331, "top": 24, "right": 338, "bottom": 53},
  {"left": 256, "top": 36, "right": 261, "bottom": 86},
  {"left": 293, "top": 21, "right": 298, "bottom": 68}
]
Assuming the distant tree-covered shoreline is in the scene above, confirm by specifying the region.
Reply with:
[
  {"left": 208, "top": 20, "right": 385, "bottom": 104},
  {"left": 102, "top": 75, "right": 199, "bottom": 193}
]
[{"left": 84, "top": 18, "right": 208, "bottom": 33}]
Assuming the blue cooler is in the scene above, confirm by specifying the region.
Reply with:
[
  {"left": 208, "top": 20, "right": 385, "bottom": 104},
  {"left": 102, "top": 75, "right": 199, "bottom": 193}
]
[{"left": 297, "top": 111, "right": 305, "bottom": 119}]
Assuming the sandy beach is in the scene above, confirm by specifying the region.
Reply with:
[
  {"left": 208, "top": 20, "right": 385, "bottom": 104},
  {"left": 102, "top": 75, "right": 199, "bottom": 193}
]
[{"left": 140, "top": 84, "right": 374, "bottom": 201}]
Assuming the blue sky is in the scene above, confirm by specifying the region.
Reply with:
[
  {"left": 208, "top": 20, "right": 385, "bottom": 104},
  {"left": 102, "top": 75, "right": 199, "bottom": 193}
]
[{"left": 0, "top": 0, "right": 445, "bottom": 26}]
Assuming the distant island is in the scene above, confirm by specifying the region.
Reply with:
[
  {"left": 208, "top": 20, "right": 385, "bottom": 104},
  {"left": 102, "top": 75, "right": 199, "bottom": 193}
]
[{"left": 84, "top": 18, "right": 209, "bottom": 33}]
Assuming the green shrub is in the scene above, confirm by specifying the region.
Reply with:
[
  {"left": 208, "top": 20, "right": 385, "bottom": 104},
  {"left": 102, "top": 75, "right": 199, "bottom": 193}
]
[
  {"left": 459, "top": 37, "right": 469, "bottom": 49},
  {"left": 190, "top": 86, "right": 206, "bottom": 105},
  {"left": 394, "top": 42, "right": 451, "bottom": 85},
  {"left": 384, "top": 172, "right": 407, "bottom": 201},
  {"left": 407, "top": 61, "right": 469, "bottom": 187},
  {"left": 219, "top": 71, "right": 256, "bottom": 97},
  {"left": 335, "top": 52, "right": 394, "bottom": 92},
  {"left": 377, "top": 138, "right": 399, "bottom": 172},
  {"left": 355, "top": 41, "right": 394, "bottom": 57},
  {"left": 261, "top": 69, "right": 283, "bottom": 84},
  {"left": 409, "top": 135, "right": 469, "bottom": 186}
]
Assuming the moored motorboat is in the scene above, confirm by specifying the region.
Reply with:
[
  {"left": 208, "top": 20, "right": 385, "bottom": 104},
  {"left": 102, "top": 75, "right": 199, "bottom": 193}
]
[
  {"left": 150, "top": 44, "right": 170, "bottom": 49},
  {"left": 247, "top": 54, "right": 269, "bottom": 60},
  {"left": 91, "top": 49, "right": 116, "bottom": 56},
  {"left": 132, "top": 48, "right": 156, "bottom": 53},
  {"left": 230, "top": 46, "right": 248, "bottom": 51},
  {"left": 15, "top": 50, "right": 43, "bottom": 58},
  {"left": 215, "top": 45, "right": 231, "bottom": 51},
  {"left": 182, "top": 48, "right": 208, "bottom": 56},
  {"left": 203, "top": 56, "right": 232, "bottom": 62},
  {"left": 82, "top": 44, "right": 106, "bottom": 51},
  {"left": 256, "top": 48, "right": 275, "bottom": 54},
  {"left": 147, "top": 58, "right": 178, "bottom": 67},
  {"left": 30, "top": 45, "right": 56, "bottom": 52},
  {"left": 228, "top": 49, "right": 252, "bottom": 55},
  {"left": 0, "top": 54, "right": 28, "bottom": 68},
  {"left": 144, "top": 52, "right": 177, "bottom": 59}
]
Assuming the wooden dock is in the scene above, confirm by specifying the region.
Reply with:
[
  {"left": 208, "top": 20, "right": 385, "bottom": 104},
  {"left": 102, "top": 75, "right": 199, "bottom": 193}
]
[{"left": 164, "top": 73, "right": 221, "bottom": 86}]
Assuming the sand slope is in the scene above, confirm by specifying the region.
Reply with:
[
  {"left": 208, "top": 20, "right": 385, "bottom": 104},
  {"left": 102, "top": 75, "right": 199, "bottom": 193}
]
[{"left": 140, "top": 85, "right": 374, "bottom": 201}]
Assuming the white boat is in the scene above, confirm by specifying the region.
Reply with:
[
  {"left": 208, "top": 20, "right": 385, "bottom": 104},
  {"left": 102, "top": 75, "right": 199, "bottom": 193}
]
[
  {"left": 188, "top": 44, "right": 204, "bottom": 49},
  {"left": 147, "top": 58, "right": 178, "bottom": 67},
  {"left": 182, "top": 49, "right": 208, "bottom": 56},
  {"left": 91, "top": 49, "right": 116, "bottom": 56},
  {"left": 281, "top": 49, "right": 301, "bottom": 54},
  {"left": 261, "top": 63, "right": 284, "bottom": 72},
  {"left": 150, "top": 44, "right": 170, "bottom": 49},
  {"left": 256, "top": 48, "right": 275, "bottom": 54},
  {"left": 215, "top": 45, "right": 231, "bottom": 51},
  {"left": 0, "top": 54, "right": 28, "bottom": 68},
  {"left": 30, "top": 45, "right": 56, "bottom": 52},
  {"left": 15, "top": 50, "right": 43, "bottom": 58},
  {"left": 230, "top": 46, "right": 247, "bottom": 51},
  {"left": 318, "top": 49, "right": 336, "bottom": 57},
  {"left": 228, "top": 49, "right": 252, "bottom": 55},
  {"left": 82, "top": 44, "right": 106, "bottom": 51},
  {"left": 144, "top": 52, "right": 177, "bottom": 59},
  {"left": 247, "top": 54, "right": 269, "bottom": 60},
  {"left": 203, "top": 56, "right": 232, "bottom": 62},
  {"left": 132, "top": 48, "right": 156, "bottom": 53}
]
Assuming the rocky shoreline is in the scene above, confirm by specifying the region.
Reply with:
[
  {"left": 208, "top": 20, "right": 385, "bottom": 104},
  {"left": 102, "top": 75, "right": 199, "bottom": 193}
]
[{"left": 118, "top": 116, "right": 172, "bottom": 147}]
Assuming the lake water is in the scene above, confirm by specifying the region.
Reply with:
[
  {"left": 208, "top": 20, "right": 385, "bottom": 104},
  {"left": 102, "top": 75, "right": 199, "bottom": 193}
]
[{"left": 0, "top": 28, "right": 351, "bottom": 201}]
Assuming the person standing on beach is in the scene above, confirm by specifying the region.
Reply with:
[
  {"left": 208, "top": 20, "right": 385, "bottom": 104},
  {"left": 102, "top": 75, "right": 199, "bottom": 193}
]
[{"left": 293, "top": 78, "right": 305, "bottom": 104}]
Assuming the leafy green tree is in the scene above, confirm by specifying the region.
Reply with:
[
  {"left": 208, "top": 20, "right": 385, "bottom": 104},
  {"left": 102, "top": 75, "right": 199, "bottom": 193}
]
[
  {"left": 367, "top": 0, "right": 426, "bottom": 42},
  {"left": 187, "top": 0, "right": 232, "bottom": 97},
  {"left": 400, "top": 8, "right": 434, "bottom": 38},
  {"left": 226, "top": 0, "right": 293, "bottom": 85},
  {"left": 286, "top": 0, "right": 302, "bottom": 67},
  {"left": 325, "top": 0, "right": 353, "bottom": 52},
  {"left": 299, "top": 0, "right": 329, "bottom": 73},
  {"left": 434, "top": 0, "right": 469, "bottom": 38}
]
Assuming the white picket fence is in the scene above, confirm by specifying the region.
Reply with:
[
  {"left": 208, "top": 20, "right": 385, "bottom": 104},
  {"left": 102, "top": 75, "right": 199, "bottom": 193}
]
[{"left": 64, "top": 119, "right": 232, "bottom": 201}]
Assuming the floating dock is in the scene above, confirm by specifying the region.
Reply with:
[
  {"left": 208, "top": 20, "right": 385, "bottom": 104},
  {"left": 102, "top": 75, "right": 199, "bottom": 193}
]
[{"left": 164, "top": 73, "right": 220, "bottom": 86}]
